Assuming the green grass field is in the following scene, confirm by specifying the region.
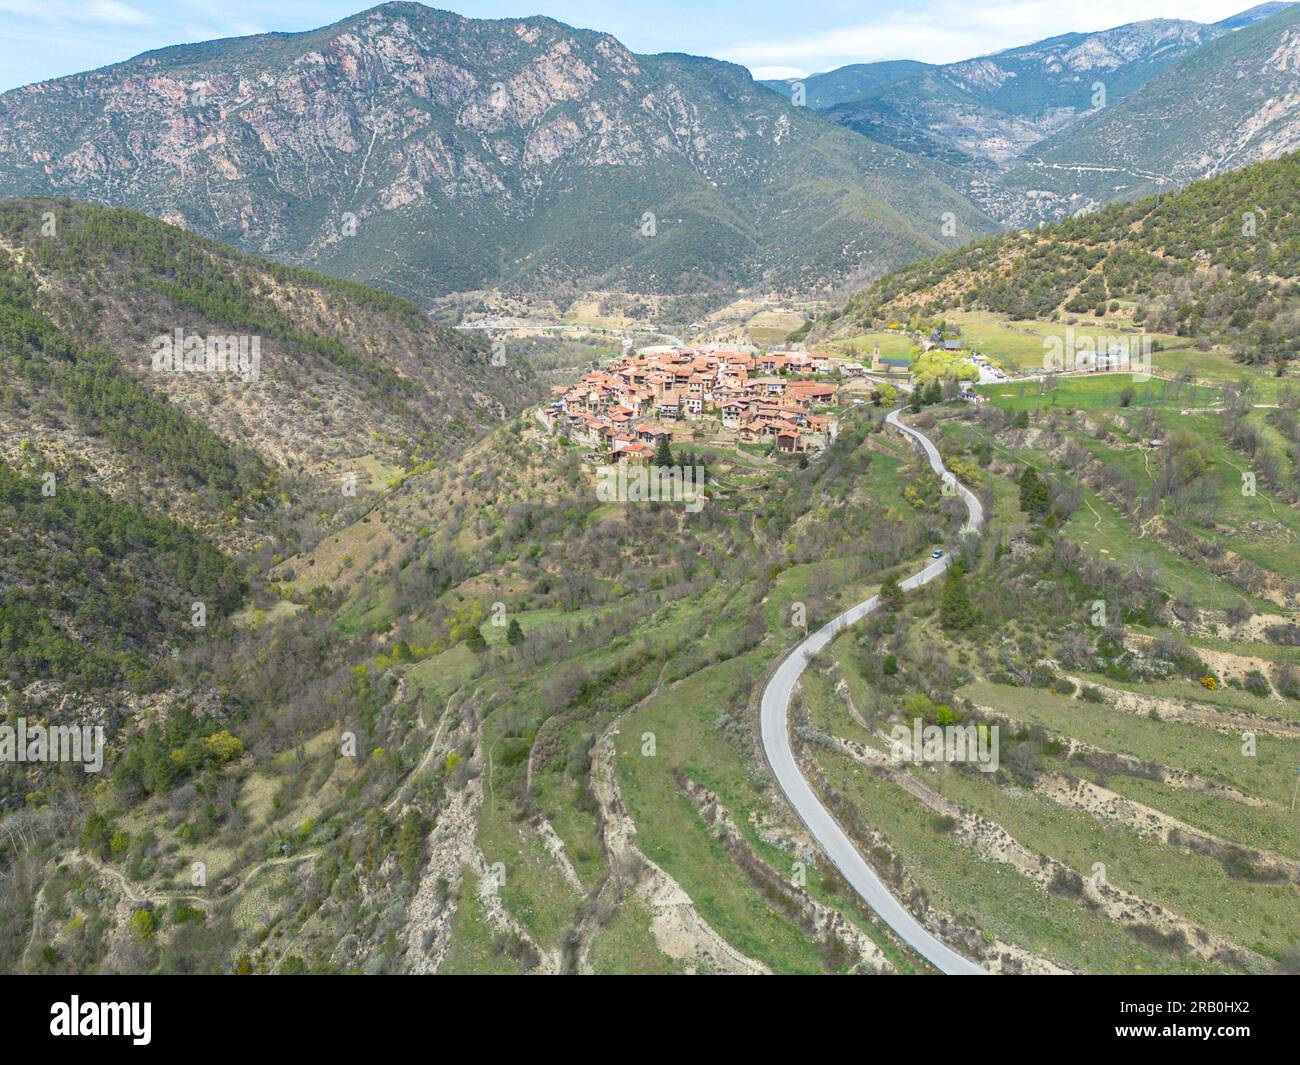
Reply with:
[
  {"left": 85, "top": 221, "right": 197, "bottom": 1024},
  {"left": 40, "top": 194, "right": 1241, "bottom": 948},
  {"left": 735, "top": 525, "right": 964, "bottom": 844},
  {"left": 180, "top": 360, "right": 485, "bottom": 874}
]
[
  {"left": 830, "top": 332, "right": 916, "bottom": 359},
  {"left": 945, "top": 310, "right": 1192, "bottom": 373}
]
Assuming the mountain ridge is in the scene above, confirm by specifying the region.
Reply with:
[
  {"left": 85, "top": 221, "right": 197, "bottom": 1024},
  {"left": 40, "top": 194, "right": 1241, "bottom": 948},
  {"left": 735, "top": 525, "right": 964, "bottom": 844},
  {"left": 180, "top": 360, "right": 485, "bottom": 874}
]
[
  {"left": 999, "top": 4, "right": 1300, "bottom": 220},
  {"left": 0, "top": 196, "right": 537, "bottom": 551},
  {"left": 764, "top": 6, "right": 1300, "bottom": 223},
  {"left": 0, "top": 3, "right": 995, "bottom": 299}
]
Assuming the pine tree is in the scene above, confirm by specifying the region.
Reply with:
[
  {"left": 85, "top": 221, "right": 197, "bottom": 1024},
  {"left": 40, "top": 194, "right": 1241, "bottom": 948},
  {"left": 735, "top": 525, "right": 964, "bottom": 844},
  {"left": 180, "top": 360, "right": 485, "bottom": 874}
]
[
  {"left": 506, "top": 618, "right": 524, "bottom": 646},
  {"left": 1031, "top": 476, "right": 1051, "bottom": 518},
  {"left": 1019, "top": 466, "right": 1051, "bottom": 519},
  {"left": 879, "top": 571, "right": 904, "bottom": 611},
  {"left": 653, "top": 433, "right": 673, "bottom": 467},
  {"left": 1018, "top": 466, "right": 1038, "bottom": 512},
  {"left": 939, "top": 566, "right": 975, "bottom": 630},
  {"left": 463, "top": 624, "right": 487, "bottom": 653}
]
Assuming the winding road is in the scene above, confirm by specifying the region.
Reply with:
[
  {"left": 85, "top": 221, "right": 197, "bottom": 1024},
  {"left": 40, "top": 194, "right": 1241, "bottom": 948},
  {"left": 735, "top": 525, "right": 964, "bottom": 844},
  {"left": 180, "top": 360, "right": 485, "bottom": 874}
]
[{"left": 759, "top": 407, "right": 988, "bottom": 975}]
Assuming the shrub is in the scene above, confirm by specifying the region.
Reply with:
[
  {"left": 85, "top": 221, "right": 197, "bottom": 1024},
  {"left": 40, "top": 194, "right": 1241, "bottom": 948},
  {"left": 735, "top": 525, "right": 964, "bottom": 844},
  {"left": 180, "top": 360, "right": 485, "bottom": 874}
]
[
  {"left": 129, "top": 909, "right": 157, "bottom": 942},
  {"left": 1243, "top": 670, "right": 1272, "bottom": 699}
]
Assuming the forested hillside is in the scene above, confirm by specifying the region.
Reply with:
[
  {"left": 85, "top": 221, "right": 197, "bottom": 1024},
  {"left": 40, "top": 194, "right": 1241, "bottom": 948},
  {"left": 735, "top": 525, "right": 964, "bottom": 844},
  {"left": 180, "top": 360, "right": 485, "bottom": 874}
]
[
  {"left": 0, "top": 198, "right": 537, "bottom": 545},
  {"left": 0, "top": 192, "right": 538, "bottom": 755},
  {"left": 0, "top": 458, "right": 244, "bottom": 689},
  {"left": 825, "top": 154, "right": 1299, "bottom": 365}
]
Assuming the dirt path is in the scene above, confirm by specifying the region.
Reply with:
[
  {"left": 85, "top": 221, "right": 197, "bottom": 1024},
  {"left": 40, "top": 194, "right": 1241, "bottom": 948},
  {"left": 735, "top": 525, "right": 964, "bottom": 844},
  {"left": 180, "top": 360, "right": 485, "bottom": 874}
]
[
  {"left": 27, "top": 847, "right": 314, "bottom": 973},
  {"left": 71, "top": 850, "right": 217, "bottom": 909},
  {"left": 1082, "top": 493, "right": 1104, "bottom": 531},
  {"left": 21, "top": 879, "right": 48, "bottom": 973},
  {"left": 385, "top": 687, "right": 462, "bottom": 814}
]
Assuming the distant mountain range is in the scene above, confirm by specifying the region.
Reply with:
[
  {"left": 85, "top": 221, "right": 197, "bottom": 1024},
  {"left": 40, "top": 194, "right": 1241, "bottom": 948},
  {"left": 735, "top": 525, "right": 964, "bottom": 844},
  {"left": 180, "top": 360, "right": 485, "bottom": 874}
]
[
  {"left": 1216, "top": 2, "right": 1297, "bottom": 30},
  {"left": 763, "top": 4, "right": 1300, "bottom": 224},
  {"left": 1000, "top": 7, "right": 1300, "bottom": 220},
  {"left": 0, "top": 3, "right": 994, "bottom": 301},
  {"left": 765, "top": 18, "right": 1220, "bottom": 117},
  {"left": 0, "top": 3, "right": 1295, "bottom": 297}
]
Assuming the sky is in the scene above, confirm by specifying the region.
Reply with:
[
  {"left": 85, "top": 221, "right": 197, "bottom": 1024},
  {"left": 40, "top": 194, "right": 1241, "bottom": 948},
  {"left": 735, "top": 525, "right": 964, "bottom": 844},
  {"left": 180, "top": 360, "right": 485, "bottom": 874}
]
[{"left": 0, "top": 0, "right": 1265, "bottom": 92}]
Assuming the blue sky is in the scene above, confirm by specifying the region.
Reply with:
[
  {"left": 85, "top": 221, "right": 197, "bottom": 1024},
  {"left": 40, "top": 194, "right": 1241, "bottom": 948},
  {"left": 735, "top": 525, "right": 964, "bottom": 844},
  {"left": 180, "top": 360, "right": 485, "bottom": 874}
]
[{"left": 0, "top": 0, "right": 1260, "bottom": 92}]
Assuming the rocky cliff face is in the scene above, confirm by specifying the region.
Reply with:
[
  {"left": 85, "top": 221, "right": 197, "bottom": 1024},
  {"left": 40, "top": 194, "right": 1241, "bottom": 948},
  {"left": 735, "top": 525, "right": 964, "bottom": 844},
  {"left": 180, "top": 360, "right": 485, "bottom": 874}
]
[
  {"left": 782, "top": 17, "right": 1222, "bottom": 173},
  {"left": 0, "top": 3, "right": 993, "bottom": 298},
  {"left": 805, "top": 10, "right": 1300, "bottom": 225},
  {"left": 999, "top": 6, "right": 1300, "bottom": 222}
]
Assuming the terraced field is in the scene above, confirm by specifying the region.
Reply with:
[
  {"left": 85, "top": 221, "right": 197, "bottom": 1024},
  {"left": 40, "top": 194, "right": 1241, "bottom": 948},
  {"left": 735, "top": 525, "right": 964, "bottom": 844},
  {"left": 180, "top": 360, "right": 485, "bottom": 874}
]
[{"left": 772, "top": 339, "right": 1298, "bottom": 973}]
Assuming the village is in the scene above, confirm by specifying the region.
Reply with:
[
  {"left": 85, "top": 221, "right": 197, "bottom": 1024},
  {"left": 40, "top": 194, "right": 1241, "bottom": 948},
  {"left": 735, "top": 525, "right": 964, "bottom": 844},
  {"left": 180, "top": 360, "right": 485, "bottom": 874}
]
[
  {"left": 538, "top": 345, "right": 899, "bottom": 461},
  {"left": 531, "top": 312, "right": 1165, "bottom": 466}
]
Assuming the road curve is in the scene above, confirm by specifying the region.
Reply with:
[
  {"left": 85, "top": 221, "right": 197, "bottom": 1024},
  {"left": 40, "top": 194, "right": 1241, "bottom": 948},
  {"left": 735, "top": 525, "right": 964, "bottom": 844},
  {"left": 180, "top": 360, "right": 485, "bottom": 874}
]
[{"left": 759, "top": 407, "right": 987, "bottom": 975}]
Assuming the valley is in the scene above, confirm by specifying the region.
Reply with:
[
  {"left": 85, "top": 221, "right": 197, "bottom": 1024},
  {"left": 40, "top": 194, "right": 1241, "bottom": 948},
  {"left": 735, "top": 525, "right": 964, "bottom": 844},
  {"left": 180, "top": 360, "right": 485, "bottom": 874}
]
[{"left": 0, "top": 1, "right": 1296, "bottom": 983}]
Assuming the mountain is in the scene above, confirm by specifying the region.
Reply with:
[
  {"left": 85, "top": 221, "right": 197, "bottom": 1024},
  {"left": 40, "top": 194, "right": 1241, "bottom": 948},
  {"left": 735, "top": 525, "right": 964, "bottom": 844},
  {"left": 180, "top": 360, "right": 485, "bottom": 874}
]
[
  {"left": 760, "top": 60, "right": 933, "bottom": 109},
  {"left": 822, "top": 73, "right": 1055, "bottom": 168},
  {"left": 999, "top": 5, "right": 1300, "bottom": 221},
  {"left": 820, "top": 153, "right": 1299, "bottom": 362},
  {"left": 786, "top": 18, "right": 1223, "bottom": 178},
  {"left": 776, "top": 8, "right": 1300, "bottom": 224},
  {"left": 0, "top": 3, "right": 995, "bottom": 299},
  {"left": 1216, "top": 2, "right": 1296, "bottom": 29},
  {"left": 0, "top": 191, "right": 537, "bottom": 833},
  {"left": 0, "top": 197, "right": 535, "bottom": 553},
  {"left": 933, "top": 18, "right": 1221, "bottom": 118}
]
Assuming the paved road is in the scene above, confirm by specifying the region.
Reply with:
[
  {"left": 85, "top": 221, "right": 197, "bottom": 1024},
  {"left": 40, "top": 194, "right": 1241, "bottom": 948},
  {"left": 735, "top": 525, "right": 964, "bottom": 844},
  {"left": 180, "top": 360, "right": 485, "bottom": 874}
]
[{"left": 758, "top": 407, "right": 987, "bottom": 975}]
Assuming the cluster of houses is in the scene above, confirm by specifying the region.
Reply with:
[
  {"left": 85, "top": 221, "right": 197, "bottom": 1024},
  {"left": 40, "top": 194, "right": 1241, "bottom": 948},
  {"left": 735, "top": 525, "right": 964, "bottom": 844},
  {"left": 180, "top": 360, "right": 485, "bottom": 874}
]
[{"left": 540, "top": 347, "right": 855, "bottom": 458}]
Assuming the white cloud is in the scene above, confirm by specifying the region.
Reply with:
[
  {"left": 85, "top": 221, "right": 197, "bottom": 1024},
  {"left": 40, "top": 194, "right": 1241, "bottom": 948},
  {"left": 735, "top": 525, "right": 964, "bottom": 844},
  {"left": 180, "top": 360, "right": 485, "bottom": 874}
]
[
  {"left": 0, "top": 0, "right": 150, "bottom": 25},
  {"left": 83, "top": 0, "right": 150, "bottom": 24},
  {"left": 720, "top": 0, "right": 1252, "bottom": 74},
  {"left": 749, "top": 65, "right": 809, "bottom": 81}
]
